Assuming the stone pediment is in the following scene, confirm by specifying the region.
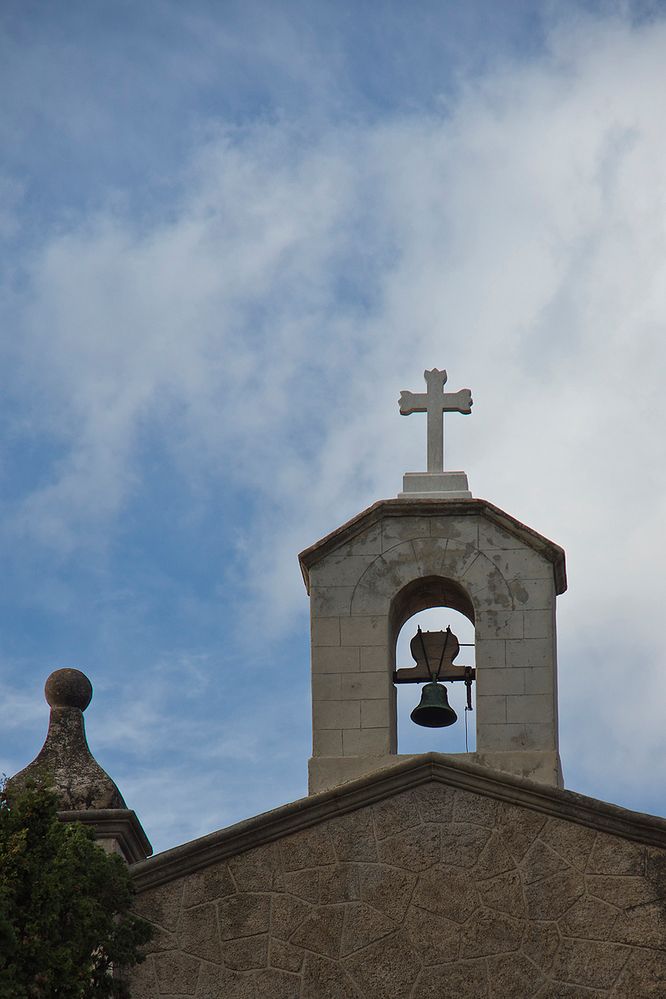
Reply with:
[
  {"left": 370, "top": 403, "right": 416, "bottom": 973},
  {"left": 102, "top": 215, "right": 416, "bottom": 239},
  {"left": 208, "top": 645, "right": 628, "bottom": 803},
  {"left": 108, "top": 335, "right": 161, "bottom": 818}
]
[
  {"left": 130, "top": 754, "right": 666, "bottom": 997},
  {"left": 298, "top": 498, "right": 567, "bottom": 596},
  {"left": 132, "top": 753, "right": 666, "bottom": 892}
]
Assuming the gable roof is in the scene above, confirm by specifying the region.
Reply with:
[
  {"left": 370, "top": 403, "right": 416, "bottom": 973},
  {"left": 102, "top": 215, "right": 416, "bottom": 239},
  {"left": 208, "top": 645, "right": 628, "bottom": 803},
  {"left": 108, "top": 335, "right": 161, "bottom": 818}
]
[
  {"left": 298, "top": 498, "right": 567, "bottom": 595},
  {"left": 132, "top": 752, "right": 666, "bottom": 892}
]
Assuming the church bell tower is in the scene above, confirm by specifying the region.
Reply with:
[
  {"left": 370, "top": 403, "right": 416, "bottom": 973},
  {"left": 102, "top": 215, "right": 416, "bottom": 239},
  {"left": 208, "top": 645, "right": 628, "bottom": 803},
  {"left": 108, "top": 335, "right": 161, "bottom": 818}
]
[{"left": 299, "top": 369, "right": 566, "bottom": 794}]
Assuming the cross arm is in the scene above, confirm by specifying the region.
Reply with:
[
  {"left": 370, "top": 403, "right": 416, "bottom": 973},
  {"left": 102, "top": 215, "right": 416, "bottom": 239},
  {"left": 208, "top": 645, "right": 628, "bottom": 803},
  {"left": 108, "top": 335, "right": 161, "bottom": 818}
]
[
  {"left": 399, "top": 390, "right": 428, "bottom": 415},
  {"left": 442, "top": 388, "right": 473, "bottom": 415}
]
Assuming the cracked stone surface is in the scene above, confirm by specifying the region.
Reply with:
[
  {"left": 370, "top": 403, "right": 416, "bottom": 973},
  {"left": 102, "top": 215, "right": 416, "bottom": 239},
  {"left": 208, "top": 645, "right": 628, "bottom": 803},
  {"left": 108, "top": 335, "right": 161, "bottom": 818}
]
[{"left": 130, "top": 784, "right": 666, "bottom": 997}]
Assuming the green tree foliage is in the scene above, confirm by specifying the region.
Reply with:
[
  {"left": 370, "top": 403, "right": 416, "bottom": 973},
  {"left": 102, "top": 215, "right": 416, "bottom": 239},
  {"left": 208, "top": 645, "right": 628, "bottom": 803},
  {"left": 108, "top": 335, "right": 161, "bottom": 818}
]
[{"left": 0, "top": 779, "right": 152, "bottom": 999}]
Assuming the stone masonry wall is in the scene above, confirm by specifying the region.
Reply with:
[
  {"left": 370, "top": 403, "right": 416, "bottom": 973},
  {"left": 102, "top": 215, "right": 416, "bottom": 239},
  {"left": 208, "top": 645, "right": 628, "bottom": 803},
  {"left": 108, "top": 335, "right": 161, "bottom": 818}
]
[{"left": 129, "top": 782, "right": 666, "bottom": 998}]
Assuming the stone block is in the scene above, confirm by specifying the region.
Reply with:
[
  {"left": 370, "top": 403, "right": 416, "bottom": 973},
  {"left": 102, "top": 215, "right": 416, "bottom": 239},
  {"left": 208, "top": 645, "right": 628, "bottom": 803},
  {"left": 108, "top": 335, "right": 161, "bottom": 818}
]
[
  {"left": 344, "top": 933, "right": 422, "bottom": 999},
  {"left": 312, "top": 646, "right": 360, "bottom": 674},
  {"left": 509, "top": 578, "right": 554, "bottom": 609},
  {"left": 340, "top": 902, "right": 395, "bottom": 956},
  {"left": 479, "top": 520, "right": 525, "bottom": 550},
  {"left": 229, "top": 842, "right": 283, "bottom": 892},
  {"left": 290, "top": 905, "right": 344, "bottom": 959},
  {"left": 220, "top": 934, "right": 269, "bottom": 970},
  {"left": 313, "top": 699, "right": 360, "bottom": 730},
  {"left": 372, "top": 790, "right": 422, "bottom": 839},
  {"left": 413, "top": 864, "right": 479, "bottom": 922},
  {"left": 339, "top": 522, "right": 383, "bottom": 556},
  {"left": 476, "top": 609, "right": 524, "bottom": 640},
  {"left": 301, "top": 953, "right": 364, "bottom": 999},
  {"left": 475, "top": 638, "right": 506, "bottom": 668},
  {"left": 312, "top": 673, "right": 342, "bottom": 700},
  {"left": 270, "top": 940, "right": 305, "bottom": 974},
  {"left": 309, "top": 555, "right": 375, "bottom": 587},
  {"left": 523, "top": 667, "right": 552, "bottom": 695},
  {"left": 340, "top": 672, "right": 386, "bottom": 700},
  {"left": 460, "top": 908, "right": 524, "bottom": 958},
  {"left": 359, "top": 864, "right": 417, "bottom": 922},
  {"left": 311, "top": 586, "right": 354, "bottom": 616},
  {"left": 313, "top": 729, "right": 342, "bottom": 755},
  {"left": 361, "top": 698, "right": 389, "bottom": 727},
  {"left": 506, "top": 694, "right": 553, "bottom": 724},
  {"left": 311, "top": 617, "right": 340, "bottom": 647},
  {"left": 430, "top": 515, "right": 480, "bottom": 543},
  {"left": 477, "top": 722, "right": 553, "bottom": 752},
  {"left": 412, "top": 961, "right": 488, "bottom": 999},
  {"left": 271, "top": 894, "right": 313, "bottom": 939},
  {"left": 252, "top": 968, "right": 301, "bottom": 999},
  {"left": 410, "top": 536, "right": 450, "bottom": 576},
  {"left": 382, "top": 517, "right": 430, "bottom": 549},
  {"left": 523, "top": 609, "right": 554, "bottom": 639},
  {"left": 319, "top": 864, "right": 360, "bottom": 903},
  {"left": 281, "top": 826, "right": 336, "bottom": 871},
  {"left": 181, "top": 862, "right": 235, "bottom": 908},
  {"left": 154, "top": 951, "right": 201, "bottom": 995},
  {"left": 551, "top": 938, "right": 631, "bottom": 990},
  {"left": 476, "top": 667, "right": 525, "bottom": 696},
  {"left": 360, "top": 646, "right": 388, "bottom": 671},
  {"left": 342, "top": 727, "right": 390, "bottom": 755},
  {"left": 587, "top": 833, "right": 645, "bottom": 875},
  {"left": 178, "top": 902, "right": 220, "bottom": 963},
  {"left": 217, "top": 893, "right": 270, "bottom": 940},
  {"left": 505, "top": 637, "right": 552, "bottom": 667},
  {"left": 340, "top": 615, "right": 388, "bottom": 646},
  {"left": 328, "top": 809, "right": 378, "bottom": 862},
  {"left": 404, "top": 904, "right": 461, "bottom": 965},
  {"left": 488, "top": 548, "right": 552, "bottom": 581},
  {"left": 476, "top": 694, "right": 507, "bottom": 723},
  {"left": 377, "top": 824, "right": 440, "bottom": 872}
]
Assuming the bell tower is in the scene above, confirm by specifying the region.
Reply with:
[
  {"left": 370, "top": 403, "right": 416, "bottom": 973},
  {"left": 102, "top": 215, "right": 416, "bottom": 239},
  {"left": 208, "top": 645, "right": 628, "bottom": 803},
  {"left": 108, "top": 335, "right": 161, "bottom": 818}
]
[{"left": 299, "top": 369, "right": 566, "bottom": 794}]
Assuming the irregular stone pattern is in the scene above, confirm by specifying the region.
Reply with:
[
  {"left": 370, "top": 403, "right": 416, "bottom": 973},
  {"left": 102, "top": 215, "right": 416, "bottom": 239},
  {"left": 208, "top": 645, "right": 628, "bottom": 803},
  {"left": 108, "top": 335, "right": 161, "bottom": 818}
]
[{"left": 131, "top": 784, "right": 666, "bottom": 998}]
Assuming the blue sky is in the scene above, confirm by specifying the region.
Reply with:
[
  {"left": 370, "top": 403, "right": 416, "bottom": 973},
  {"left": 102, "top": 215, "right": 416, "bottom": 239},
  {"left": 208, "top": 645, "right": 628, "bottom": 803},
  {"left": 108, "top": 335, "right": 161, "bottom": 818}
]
[{"left": 3, "top": 0, "right": 666, "bottom": 853}]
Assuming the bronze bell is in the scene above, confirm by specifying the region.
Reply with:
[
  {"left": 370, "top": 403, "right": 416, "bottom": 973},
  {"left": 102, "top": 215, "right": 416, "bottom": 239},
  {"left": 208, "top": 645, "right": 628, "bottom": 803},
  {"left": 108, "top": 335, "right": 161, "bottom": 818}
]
[{"left": 410, "top": 681, "right": 458, "bottom": 728}]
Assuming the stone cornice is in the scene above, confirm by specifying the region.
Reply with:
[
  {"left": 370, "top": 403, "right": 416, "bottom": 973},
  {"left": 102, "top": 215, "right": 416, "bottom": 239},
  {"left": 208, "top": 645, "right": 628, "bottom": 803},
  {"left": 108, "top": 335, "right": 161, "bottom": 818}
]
[
  {"left": 59, "top": 808, "right": 152, "bottom": 864},
  {"left": 298, "top": 498, "right": 567, "bottom": 595},
  {"left": 132, "top": 753, "right": 666, "bottom": 892}
]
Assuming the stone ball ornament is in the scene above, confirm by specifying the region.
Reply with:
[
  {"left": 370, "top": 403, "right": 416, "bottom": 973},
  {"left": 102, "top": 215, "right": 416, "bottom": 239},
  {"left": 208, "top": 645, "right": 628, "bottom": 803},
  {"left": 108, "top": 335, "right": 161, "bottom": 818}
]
[{"left": 45, "top": 667, "right": 93, "bottom": 711}]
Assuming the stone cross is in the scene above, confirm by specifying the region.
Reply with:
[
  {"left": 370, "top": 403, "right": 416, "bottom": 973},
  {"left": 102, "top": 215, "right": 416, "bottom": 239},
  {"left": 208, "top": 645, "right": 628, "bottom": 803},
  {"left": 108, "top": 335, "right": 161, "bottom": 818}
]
[{"left": 399, "top": 369, "right": 473, "bottom": 472}]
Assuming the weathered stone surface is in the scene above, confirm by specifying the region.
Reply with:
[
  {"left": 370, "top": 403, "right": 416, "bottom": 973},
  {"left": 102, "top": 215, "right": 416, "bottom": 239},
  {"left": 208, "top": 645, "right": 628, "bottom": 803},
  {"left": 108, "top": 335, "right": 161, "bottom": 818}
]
[
  {"left": 283, "top": 868, "right": 320, "bottom": 902},
  {"left": 498, "top": 801, "right": 547, "bottom": 860},
  {"left": 270, "top": 895, "right": 311, "bottom": 941},
  {"left": 182, "top": 863, "right": 235, "bottom": 908},
  {"left": 377, "top": 823, "right": 439, "bottom": 871},
  {"left": 290, "top": 905, "right": 344, "bottom": 958},
  {"left": 487, "top": 952, "right": 545, "bottom": 998},
  {"left": 413, "top": 865, "right": 478, "bottom": 922},
  {"left": 178, "top": 904, "right": 220, "bottom": 963},
  {"left": 460, "top": 907, "right": 524, "bottom": 958},
  {"left": 587, "top": 833, "right": 645, "bottom": 876},
  {"left": 340, "top": 902, "right": 394, "bottom": 956},
  {"left": 269, "top": 939, "right": 304, "bottom": 973},
  {"left": 319, "top": 863, "right": 360, "bottom": 903},
  {"left": 440, "top": 822, "right": 491, "bottom": 868},
  {"left": 412, "top": 960, "right": 488, "bottom": 998},
  {"left": 525, "top": 869, "right": 585, "bottom": 920},
  {"left": 195, "top": 963, "right": 256, "bottom": 999},
  {"left": 301, "top": 953, "right": 363, "bottom": 998},
  {"left": 328, "top": 809, "right": 378, "bottom": 861},
  {"left": 281, "top": 825, "right": 336, "bottom": 870},
  {"left": 372, "top": 790, "right": 421, "bottom": 839},
  {"left": 131, "top": 777, "right": 666, "bottom": 998},
  {"left": 522, "top": 921, "right": 560, "bottom": 973},
  {"left": 154, "top": 952, "right": 201, "bottom": 995},
  {"left": 344, "top": 933, "right": 422, "bottom": 999},
  {"left": 551, "top": 939, "right": 630, "bottom": 989},
  {"left": 404, "top": 905, "right": 460, "bottom": 964},
  {"left": 230, "top": 843, "right": 284, "bottom": 891},
  {"left": 611, "top": 948, "right": 666, "bottom": 997},
  {"left": 220, "top": 935, "right": 269, "bottom": 971},
  {"left": 359, "top": 864, "right": 417, "bottom": 922},
  {"left": 477, "top": 870, "right": 525, "bottom": 917},
  {"left": 217, "top": 893, "right": 270, "bottom": 940},
  {"left": 252, "top": 968, "right": 300, "bottom": 998}
]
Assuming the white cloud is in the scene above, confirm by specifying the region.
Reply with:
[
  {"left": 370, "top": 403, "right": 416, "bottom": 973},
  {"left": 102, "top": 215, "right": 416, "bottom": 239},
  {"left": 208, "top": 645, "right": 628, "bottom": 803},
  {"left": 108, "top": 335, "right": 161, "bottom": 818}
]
[{"left": 4, "top": 7, "right": 666, "bottom": 829}]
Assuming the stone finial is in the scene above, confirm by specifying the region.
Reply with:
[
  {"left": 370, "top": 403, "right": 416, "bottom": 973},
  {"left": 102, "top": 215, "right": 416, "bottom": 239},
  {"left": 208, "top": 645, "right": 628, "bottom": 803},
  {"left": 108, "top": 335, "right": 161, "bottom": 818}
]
[{"left": 11, "top": 668, "right": 126, "bottom": 811}]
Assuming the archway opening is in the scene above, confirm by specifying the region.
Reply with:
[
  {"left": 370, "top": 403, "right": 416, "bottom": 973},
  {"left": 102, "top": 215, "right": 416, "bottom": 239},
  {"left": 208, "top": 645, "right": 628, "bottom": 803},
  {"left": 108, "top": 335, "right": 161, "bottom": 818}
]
[{"left": 391, "top": 577, "right": 476, "bottom": 755}]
